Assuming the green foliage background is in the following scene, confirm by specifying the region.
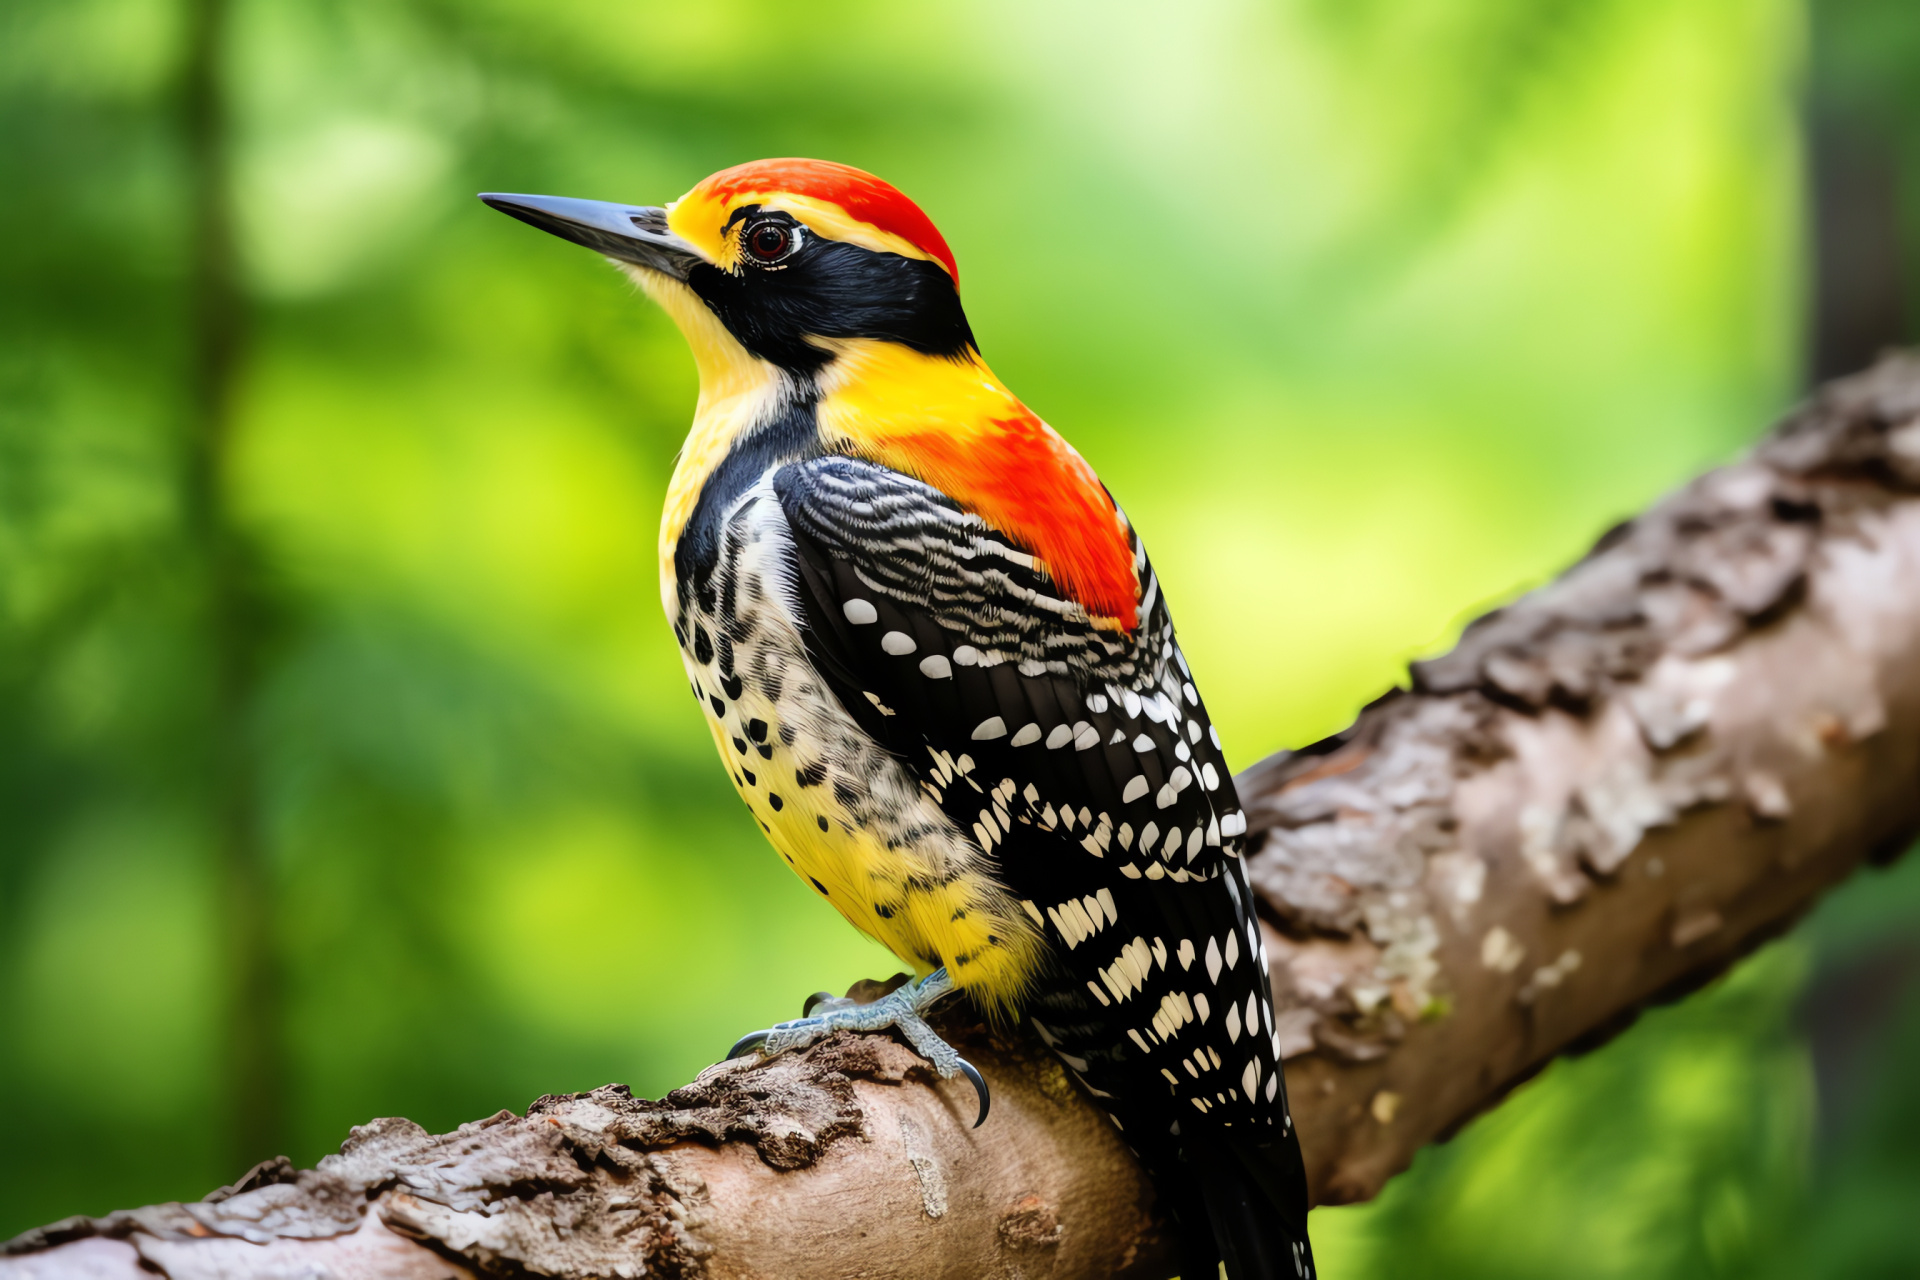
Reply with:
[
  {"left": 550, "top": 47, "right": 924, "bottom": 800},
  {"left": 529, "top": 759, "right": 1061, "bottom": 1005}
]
[{"left": 3, "top": 0, "right": 1918, "bottom": 1274}]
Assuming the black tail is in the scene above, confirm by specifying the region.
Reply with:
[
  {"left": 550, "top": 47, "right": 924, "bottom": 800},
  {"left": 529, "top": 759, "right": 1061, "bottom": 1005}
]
[{"left": 1166, "top": 1131, "right": 1315, "bottom": 1280}]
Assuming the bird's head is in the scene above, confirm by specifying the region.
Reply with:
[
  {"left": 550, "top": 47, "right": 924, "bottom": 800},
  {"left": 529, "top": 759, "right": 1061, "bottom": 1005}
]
[
  {"left": 481, "top": 159, "right": 974, "bottom": 385},
  {"left": 482, "top": 160, "right": 1138, "bottom": 630}
]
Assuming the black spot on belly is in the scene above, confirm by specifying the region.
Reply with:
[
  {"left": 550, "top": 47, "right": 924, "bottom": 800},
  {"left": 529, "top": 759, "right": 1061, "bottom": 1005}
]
[
  {"left": 796, "top": 761, "right": 825, "bottom": 788},
  {"left": 747, "top": 718, "right": 768, "bottom": 742},
  {"left": 769, "top": 793, "right": 784, "bottom": 811},
  {"left": 711, "top": 696, "right": 726, "bottom": 717},
  {"left": 693, "top": 627, "right": 713, "bottom": 665},
  {"left": 756, "top": 743, "right": 773, "bottom": 759},
  {"left": 810, "top": 877, "right": 829, "bottom": 896},
  {"left": 875, "top": 903, "right": 894, "bottom": 918},
  {"left": 742, "top": 769, "right": 756, "bottom": 786},
  {"left": 721, "top": 673, "right": 744, "bottom": 700},
  {"left": 733, "top": 737, "right": 748, "bottom": 754},
  {"left": 817, "top": 815, "right": 830, "bottom": 832}
]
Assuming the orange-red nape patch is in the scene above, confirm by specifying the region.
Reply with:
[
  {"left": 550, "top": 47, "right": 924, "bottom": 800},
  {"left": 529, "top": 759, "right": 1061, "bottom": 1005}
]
[
  {"left": 815, "top": 343, "right": 1138, "bottom": 630},
  {"left": 691, "top": 158, "right": 959, "bottom": 285},
  {"left": 887, "top": 408, "right": 1138, "bottom": 630}
]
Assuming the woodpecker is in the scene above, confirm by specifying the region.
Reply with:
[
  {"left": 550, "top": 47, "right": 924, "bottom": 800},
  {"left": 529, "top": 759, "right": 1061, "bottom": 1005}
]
[{"left": 483, "top": 160, "right": 1314, "bottom": 1279}]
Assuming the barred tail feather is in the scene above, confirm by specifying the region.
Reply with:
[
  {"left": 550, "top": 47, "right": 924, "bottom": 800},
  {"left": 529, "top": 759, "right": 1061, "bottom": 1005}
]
[{"left": 1173, "top": 1133, "right": 1315, "bottom": 1280}]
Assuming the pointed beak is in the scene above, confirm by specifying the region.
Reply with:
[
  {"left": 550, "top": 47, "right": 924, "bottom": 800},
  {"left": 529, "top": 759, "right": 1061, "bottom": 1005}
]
[{"left": 479, "top": 193, "right": 701, "bottom": 280}]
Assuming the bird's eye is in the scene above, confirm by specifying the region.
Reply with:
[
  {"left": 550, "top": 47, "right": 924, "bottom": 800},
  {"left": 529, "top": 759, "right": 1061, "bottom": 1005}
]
[{"left": 744, "top": 220, "right": 794, "bottom": 263}]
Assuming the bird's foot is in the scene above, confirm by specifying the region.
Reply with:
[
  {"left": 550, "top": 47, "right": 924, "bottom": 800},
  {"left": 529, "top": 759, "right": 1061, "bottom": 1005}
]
[{"left": 725, "top": 968, "right": 989, "bottom": 1126}]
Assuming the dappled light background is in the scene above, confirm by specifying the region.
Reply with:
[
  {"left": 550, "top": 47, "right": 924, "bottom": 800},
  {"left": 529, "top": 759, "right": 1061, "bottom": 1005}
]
[{"left": 5, "top": 0, "right": 1920, "bottom": 1274}]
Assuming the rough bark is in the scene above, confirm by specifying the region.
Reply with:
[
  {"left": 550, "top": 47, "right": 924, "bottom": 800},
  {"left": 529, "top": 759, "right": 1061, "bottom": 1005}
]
[{"left": 9, "top": 356, "right": 1920, "bottom": 1280}]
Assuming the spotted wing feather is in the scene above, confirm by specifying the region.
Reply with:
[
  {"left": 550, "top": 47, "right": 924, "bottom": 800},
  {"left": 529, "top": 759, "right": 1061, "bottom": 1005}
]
[{"left": 774, "top": 457, "right": 1287, "bottom": 1125}]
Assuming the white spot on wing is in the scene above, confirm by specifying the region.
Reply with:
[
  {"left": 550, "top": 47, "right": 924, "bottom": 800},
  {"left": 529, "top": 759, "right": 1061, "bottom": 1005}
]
[
  {"left": 842, "top": 599, "right": 878, "bottom": 624},
  {"left": 1010, "top": 722, "right": 1042, "bottom": 747},
  {"left": 972, "top": 717, "right": 1008, "bottom": 740},
  {"left": 919, "top": 654, "right": 952, "bottom": 679},
  {"left": 881, "top": 630, "right": 915, "bottom": 655},
  {"left": 1206, "top": 938, "right": 1223, "bottom": 983},
  {"left": 1122, "top": 776, "right": 1150, "bottom": 803}
]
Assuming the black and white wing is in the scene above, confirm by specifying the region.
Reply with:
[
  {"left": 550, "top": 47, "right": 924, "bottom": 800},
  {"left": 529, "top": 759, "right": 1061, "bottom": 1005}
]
[{"left": 773, "top": 455, "right": 1283, "bottom": 1124}]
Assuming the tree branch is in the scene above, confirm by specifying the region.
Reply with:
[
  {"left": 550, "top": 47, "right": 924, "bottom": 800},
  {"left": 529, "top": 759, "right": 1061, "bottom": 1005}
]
[{"left": 9, "top": 356, "right": 1920, "bottom": 1280}]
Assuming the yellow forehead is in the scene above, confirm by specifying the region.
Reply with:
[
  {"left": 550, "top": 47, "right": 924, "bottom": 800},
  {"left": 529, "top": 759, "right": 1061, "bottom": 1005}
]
[{"left": 665, "top": 186, "right": 940, "bottom": 273}]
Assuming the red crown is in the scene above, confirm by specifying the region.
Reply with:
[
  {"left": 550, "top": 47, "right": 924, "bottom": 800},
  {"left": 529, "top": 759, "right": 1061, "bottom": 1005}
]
[{"left": 695, "top": 159, "right": 958, "bottom": 284}]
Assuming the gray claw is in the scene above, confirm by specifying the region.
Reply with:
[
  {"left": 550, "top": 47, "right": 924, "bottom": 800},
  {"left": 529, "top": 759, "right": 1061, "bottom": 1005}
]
[
  {"left": 957, "top": 1056, "right": 990, "bottom": 1128},
  {"left": 727, "top": 1029, "right": 771, "bottom": 1061}
]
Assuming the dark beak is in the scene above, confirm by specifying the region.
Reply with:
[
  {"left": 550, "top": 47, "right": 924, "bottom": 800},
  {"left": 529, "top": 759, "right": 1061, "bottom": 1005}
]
[{"left": 479, "top": 193, "right": 701, "bottom": 280}]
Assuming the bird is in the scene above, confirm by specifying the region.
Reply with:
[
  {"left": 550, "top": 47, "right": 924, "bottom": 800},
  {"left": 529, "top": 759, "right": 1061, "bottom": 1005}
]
[{"left": 481, "top": 159, "right": 1314, "bottom": 1280}]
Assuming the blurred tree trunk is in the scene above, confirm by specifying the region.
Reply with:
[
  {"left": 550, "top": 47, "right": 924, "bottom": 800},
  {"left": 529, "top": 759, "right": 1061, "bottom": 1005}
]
[
  {"left": 1808, "top": 112, "right": 1905, "bottom": 382},
  {"left": 6, "top": 352, "right": 1920, "bottom": 1280},
  {"left": 1799, "top": 0, "right": 1917, "bottom": 1159},
  {"left": 1805, "top": 0, "right": 1909, "bottom": 383},
  {"left": 181, "top": 0, "right": 284, "bottom": 1174}
]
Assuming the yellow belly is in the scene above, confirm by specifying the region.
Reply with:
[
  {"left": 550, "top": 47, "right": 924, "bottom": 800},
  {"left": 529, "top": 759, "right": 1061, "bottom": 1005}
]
[{"left": 690, "top": 660, "right": 1039, "bottom": 1014}]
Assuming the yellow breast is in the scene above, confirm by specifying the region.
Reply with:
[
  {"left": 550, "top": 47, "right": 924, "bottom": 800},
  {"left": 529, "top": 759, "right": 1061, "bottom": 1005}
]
[{"left": 686, "top": 646, "right": 1038, "bottom": 1012}]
